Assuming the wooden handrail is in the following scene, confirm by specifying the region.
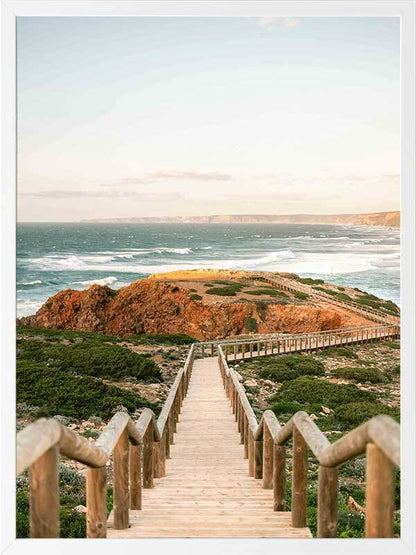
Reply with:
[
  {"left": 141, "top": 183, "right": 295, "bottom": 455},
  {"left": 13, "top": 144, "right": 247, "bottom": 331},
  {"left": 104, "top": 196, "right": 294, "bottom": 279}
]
[
  {"left": 249, "top": 272, "right": 400, "bottom": 324},
  {"left": 218, "top": 344, "right": 400, "bottom": 538},
  {"left": 198, "top": 324, "right": 399, "bottom": 352},
  {"left": 16, "top": 343, "right": 196, "bottom": 538}
]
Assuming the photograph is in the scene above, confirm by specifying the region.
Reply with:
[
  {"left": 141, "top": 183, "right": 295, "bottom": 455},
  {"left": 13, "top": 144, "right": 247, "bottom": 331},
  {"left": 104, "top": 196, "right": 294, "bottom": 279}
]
[{"left": 10, "top": 10, "right": 407, "bottom": 544}]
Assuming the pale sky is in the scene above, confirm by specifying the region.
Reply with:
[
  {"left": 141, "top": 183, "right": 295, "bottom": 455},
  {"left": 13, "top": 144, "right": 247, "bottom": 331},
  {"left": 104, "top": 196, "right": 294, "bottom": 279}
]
[{"left": 17, "top": 16, "right": 400, "bottom": 222}]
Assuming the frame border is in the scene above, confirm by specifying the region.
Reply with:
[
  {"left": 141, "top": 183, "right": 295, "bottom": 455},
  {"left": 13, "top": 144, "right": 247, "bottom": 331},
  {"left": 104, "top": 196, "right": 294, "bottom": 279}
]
[{"left": 1, "top": 2, "right": 415, "bottom": 554}]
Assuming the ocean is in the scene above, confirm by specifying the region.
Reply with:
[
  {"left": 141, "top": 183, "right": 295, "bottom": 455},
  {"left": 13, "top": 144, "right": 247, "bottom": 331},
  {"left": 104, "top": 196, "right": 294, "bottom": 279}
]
[{"left": 17, "top": 223, "right": 400, "bottom": 318}]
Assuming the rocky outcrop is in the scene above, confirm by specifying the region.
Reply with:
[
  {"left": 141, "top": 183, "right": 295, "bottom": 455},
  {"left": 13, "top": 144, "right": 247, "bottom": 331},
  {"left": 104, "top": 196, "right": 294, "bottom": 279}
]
[{"left": 19, "top": 278, "right": 369, "bottom": 340}]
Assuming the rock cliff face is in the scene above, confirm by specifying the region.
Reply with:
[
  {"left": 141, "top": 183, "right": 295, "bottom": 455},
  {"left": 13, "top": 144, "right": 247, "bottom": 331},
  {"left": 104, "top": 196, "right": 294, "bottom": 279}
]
[{"left": 19, "top": 278, "right": 369, "bottom": 340}]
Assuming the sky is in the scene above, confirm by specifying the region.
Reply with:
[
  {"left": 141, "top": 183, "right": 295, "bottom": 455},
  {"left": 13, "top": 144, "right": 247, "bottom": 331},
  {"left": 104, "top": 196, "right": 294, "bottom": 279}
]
[{"left": 17, "top": 16, "right": 400, "bottom": 222}]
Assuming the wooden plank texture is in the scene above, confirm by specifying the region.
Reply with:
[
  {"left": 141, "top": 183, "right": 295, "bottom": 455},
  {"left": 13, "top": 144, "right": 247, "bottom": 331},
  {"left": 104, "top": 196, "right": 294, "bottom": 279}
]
[{"left": 108, "top": 357, "right": 311, "bottom": 538}]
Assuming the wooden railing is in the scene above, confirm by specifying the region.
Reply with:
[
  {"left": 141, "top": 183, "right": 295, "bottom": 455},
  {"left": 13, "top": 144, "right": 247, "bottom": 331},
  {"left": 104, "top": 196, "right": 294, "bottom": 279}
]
[
  {"left": 249, "top": 272, "right": 400, "bottom": 325},
  {"left": 217, "top": 345, "right": 400, "bottom": 538},
  {"left": 16, "top": 344, "right": 196, "bottom": 538},
  {"left": 197, "top": 324, "right": 400, "bottom": 359}
]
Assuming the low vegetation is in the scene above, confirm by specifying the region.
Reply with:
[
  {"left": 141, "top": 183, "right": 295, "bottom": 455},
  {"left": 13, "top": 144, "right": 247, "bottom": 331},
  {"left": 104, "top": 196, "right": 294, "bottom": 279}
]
[
  {"left": 318, "top": 346, "right": 358, "bottom": 359},
  {"left": 331, "top": 366, "right": 385, "bottom": 383},
  {"left": 17, "top": 361, "right": 156, "bottom": 420},
  {"left": 247, "top": 354, "right": 324, "bottom": 382},
  {"left": 244, "top": 317, "right": 258, "bottom": 332},
  {"left": 17, "top": 325, "right": 196, "bottom": 346},
  {"left": 333, "top": 401, "right": 400, "bottom": 427},
  {"left": 17, "top": 338, "right": 161, "bottom": 381}
]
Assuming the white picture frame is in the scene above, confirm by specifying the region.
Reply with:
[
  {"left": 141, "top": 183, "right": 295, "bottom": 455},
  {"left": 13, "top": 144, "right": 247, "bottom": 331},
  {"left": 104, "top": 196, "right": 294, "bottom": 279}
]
[{"left": 1, "top": 2, "right": 415, "bottom": 554}]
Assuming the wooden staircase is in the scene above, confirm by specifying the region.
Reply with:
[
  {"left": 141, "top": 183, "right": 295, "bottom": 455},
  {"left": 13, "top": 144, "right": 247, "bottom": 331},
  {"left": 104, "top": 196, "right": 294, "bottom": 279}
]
[
  {"left": 17, "top": 329, "right": 400, "bottom": 539},
  {"left": 107, "top": 357, "right": 311, "bottom": 538}
]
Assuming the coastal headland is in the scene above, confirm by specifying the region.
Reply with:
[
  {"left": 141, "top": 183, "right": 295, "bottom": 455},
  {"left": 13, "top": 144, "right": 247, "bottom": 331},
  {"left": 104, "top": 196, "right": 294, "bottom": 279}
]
[{"left": 18, "top": 269, "right": 399, "bottom": 340}]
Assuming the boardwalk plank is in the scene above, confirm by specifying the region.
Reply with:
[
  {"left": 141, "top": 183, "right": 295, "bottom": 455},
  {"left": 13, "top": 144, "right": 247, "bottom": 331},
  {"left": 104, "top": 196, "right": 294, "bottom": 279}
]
[{"left": 108, "top": 357, "right": 311, "bottom": 538}]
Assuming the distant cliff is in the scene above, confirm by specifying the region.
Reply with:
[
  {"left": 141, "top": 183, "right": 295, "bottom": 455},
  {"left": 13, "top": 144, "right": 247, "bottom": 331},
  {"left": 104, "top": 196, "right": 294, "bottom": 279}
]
[{"left": 83, "top": 211, "right": 399, "bottom": 227}]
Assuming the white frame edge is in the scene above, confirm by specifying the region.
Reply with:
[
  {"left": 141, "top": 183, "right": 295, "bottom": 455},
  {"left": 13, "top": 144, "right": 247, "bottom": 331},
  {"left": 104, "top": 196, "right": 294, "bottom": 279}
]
[{"left": 1, "top": 2, "right": 415, "bottom": 555}]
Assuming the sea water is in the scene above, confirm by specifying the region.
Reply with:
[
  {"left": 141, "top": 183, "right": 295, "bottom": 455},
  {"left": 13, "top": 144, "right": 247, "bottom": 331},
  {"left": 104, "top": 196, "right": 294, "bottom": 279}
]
[{"left": 17, "top": 223, "right": 400, "bottom": 317}]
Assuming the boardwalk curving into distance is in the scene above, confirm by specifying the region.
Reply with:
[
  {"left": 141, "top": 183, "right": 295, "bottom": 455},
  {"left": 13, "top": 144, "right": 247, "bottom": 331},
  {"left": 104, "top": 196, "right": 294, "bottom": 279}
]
[{"left": 107, "top": 357, "right": 311, "bottom": 538}]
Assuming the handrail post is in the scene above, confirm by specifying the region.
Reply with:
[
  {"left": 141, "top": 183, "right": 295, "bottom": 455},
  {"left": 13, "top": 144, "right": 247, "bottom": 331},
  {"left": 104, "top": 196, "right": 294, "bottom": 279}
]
[
  {"left": 129, "top": 444, "right": 142, "bottom": 510},
  {"left": 248, "top": 429, "right": 255, "bottom": 477},
  {"left": 262, "top": 424, "right": 273, "bottom": 489},
  {"left": 87, "top": 466, "right": 107, "bottom": 538},
  {"left": 273, "top": 444, "right": 286, "bottom": 511},
  {"left": 243, "top": 414, "right": 249, "bottom": 459},
  {"left": 143, "top": 422, "right": 154, "bottom": 489},
  {"left": 291, "top": 426, "right": 307, "bottom": 528},
  {"left": 113, "top": 428, "right": 129, "bottom": 529},
  {"left": 365, "top": 443, "right": 395, "bottom": 537},
  {"left": 254, "top": 437, "right": 263, "bottom": 479},
  {"left": 317, "top": 465, "right": 338, "bottom": 537},
  {"left": 29, "top": 444, "right": 59, "bottom": 538},
  {"left": 153, "top": 439, "right": 161, "bottom": 478}
]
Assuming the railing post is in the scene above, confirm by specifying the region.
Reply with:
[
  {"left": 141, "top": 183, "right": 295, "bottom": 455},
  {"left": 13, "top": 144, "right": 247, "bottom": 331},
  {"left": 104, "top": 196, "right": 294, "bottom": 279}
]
[
  {"left": 365, "top": 443, "right": 395, "bottom": 537},
  {"left": 87, "top": 466, "right": 107, "bottom": 538},
  {"left": 254, "top": 437, "right": 263, "bottom": 479},
  {"left": 273, "top": 444, "right": 286, "bottom": 511},
  {"left": 29, "top": 444, "right": 59, "bottom": 538},
  {"left": 262, "top": 425, "right": 273, "bottom": 489},
  {"left": 317, "top": 465, "right": 338, "bottom": 537},
  {"left": 248, "top": 429, "right": 255, "bottom": 477},
  {"left": 291, "top": 426, "right": 307, "bottom": 528},
  {"left": 113, "top": 428, "right": 129, "bottom": 529},
  {"left": 243, "top": 414, "right": 249, "bottom": 459},
  {"left": 143, "top": 423, "right": 154, "bottom": 489},
  {"left": 153, "top": 440, "right": 161, "bottom": 478},
  {"left": 129, "top": 444, "right": 142, "bottom": 510}
]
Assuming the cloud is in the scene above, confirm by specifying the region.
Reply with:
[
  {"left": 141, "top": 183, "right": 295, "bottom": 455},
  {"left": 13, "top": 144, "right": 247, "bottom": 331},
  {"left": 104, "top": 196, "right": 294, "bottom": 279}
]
[
  {"left": 146, "top": 170, "right": 232, "bottom": 181},
  {"left": 20, "top": 189, "right": 184, "bottom": 201},
  {"left": 257, "top": 17, "right": 301, "bottom": 29},
  {"left": 99, "top": 170, "right": 233, "bottom": 187}
]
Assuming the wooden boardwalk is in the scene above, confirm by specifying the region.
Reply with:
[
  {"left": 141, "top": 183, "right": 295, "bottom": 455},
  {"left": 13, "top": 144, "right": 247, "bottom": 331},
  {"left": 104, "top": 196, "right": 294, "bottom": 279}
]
[{"left": 107, "top": 357, "right": 312, "bottom": 538}]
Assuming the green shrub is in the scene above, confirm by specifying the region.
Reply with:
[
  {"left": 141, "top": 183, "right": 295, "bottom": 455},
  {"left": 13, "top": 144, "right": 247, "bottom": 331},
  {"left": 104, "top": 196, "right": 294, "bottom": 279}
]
[
  {"left": 244, "top": 317, "right": 258, "bottom": 332},
  {"left": 296, "top": 277, "right": 324, "bottom": 285},
  {"left": 319, "top": 346, "right": 358, "bottom": 359},
  {"left": 252, "top": 354, "right": 324, "bottom": 382},
  {"left": 336, "top": 292, "right": 354, "bottom": 301},
  {"left": 190, "top": 293, "right": 203, "bottom": 301},
  {"left": 189, "top": 288, "right": 197, "bottom": 292},
  {"left": 16, "top": 489, "right": 30, "bottom": 538},
  {"left": 205, "top": 282, "right": 243, "bottom": 296},
  {"left": 294, "top": 291, "right": 309, "bottom": 300},
  {"left": 386, "top": 341, "right": 400, "bottom": 350},
  {"left": 273, "top": 377, "right": 375, "bottom": 410},
  {"left": 17, "top": 339, "right": 161, "bottom": 381},
  {"left": 16, "top": 361, "right": 156, "bottom": 420},
  {"left": 331, "top": 367, "right": 386, "bottom": 383},
  {"left": 17, "top": 326, "right": 121, "bottom": 343},
  {"left": 245, "top": 289, "right": 276, "bottom": 296},
  {"left": 334, "top": 401, "right": 400, "bottom": 427},
  {"left": 130, "top": 333, "right": 195, "bottom": 345},
  {"left": 337, "top": 286, "right": 345, "bottom": 291},
  {"left": 270, "top": 400, "right": 304, "bottom": 416}
]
